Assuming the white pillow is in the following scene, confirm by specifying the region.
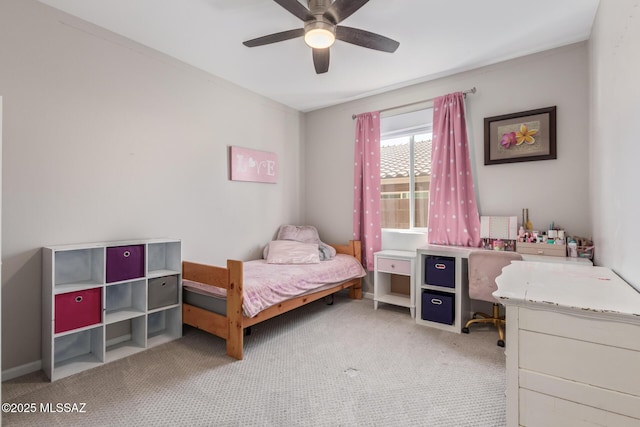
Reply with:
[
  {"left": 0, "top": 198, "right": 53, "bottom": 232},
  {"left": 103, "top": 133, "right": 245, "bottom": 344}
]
[{"left": 266, "top": 240, "right": 320, "bottom": 264}]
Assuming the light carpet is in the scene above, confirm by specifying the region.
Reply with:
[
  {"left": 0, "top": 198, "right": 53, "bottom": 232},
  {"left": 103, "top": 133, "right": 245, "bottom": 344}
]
[{"left": 3, "top": 294, "right": 506, "bottom": 426}]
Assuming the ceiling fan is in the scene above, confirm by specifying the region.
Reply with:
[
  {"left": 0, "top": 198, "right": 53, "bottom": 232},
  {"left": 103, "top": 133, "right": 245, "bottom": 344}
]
[{"left": 242, "top": 0, "right": 400, "bottom": 74}]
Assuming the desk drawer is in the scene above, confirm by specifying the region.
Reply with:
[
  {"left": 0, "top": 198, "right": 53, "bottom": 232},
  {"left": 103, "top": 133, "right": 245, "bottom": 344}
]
[
  {"left": 516, "top": 242, "right": 566, "bottom": 257},
  {"left": 377, "top": 258, "right": 412, "bottom": 275}
]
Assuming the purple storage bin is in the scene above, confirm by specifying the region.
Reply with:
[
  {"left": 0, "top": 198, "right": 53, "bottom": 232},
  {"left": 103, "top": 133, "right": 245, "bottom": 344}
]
[
  {"left": 421, "top": 290, "right": 454, "bottom": 325},
  {"left": 424, "top": 255, "right": 456, "bottom": 288},
  {"left": 106, "top": 245, "right": 145, "bottom": 283}
]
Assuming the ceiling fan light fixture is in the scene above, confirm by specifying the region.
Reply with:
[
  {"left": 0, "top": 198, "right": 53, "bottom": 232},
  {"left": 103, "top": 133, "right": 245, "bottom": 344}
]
[
  {"left": 304, "top": 21, "right": 335, "bottom": 49},
  {"left": 243, "top": 0, "right": 400, "bottom": 74}
]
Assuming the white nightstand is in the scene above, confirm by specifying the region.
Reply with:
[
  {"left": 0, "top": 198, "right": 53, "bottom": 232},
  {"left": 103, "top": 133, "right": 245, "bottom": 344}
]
[{"left": 374, "top": 250, "right": 416, "bottom": 317}]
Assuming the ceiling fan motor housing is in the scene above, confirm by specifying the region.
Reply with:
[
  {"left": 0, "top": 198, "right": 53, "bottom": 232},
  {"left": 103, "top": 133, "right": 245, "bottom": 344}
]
[{"left": 307, "top": 0, "right": 334, "bottom": 17}]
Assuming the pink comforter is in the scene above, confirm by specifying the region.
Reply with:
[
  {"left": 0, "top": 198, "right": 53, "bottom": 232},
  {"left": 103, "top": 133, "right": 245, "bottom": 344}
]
[{"left": 183, "top": 254, "right": 366, "bottom": 318}]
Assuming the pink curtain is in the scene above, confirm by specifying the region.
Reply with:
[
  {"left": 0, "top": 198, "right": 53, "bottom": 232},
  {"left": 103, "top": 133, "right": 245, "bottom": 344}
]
[
  {"left": 353, "top": 112, "right": 381, "bottom": 269},
  {"left": 428, "top": 92, "right": 481, "bottom": 247}
]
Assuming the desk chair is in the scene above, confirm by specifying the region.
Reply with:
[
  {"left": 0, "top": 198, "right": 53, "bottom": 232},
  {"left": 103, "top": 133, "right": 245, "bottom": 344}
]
[{"left": 462, "top": 250, "right": 523, "bottom": 347}]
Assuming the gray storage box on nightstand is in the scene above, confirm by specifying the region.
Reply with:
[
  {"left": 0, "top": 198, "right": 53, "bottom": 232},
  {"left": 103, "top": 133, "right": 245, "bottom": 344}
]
[{"left": 148, "top": 275, "right": 179, "bottom": 310}]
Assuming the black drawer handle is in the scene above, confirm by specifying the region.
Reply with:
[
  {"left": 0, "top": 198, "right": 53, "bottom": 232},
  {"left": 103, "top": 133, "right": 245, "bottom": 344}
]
[
  {"left": 435, "top": 263, "right": 446, "bottom": 270},
  {"left": 160, "top": 282, "right": 166, "bottom": 287},
  {"left": 123, "top": 251, "right": 131, "bottom": 258},
  {"left": 431, "top": 298, "right": 442, "bottom": 305},
  {"left": 75, "top": 296, "right": 83, "bottom": 303}
]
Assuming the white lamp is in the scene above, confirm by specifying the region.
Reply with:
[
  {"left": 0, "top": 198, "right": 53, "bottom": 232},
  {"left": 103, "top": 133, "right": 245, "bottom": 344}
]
[{"left": 304, "top": 21, "right": 335, "bottom": 49}]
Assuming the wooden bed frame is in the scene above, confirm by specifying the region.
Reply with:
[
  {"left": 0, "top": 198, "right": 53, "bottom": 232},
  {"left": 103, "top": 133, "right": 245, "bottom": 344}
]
[{"left": 182, "top": 240, "right": 363, "bottom": 360}]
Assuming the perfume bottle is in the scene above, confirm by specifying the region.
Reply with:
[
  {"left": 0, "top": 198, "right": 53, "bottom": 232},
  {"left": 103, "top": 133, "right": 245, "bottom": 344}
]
[{"left": 523, "top": 209, "right": 533, "bottom": 231}]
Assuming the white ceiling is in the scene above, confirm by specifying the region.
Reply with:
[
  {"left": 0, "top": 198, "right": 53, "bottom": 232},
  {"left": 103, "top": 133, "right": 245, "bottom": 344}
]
[{"left": 37, "top": 0, "right": 600, "bottom": 112}]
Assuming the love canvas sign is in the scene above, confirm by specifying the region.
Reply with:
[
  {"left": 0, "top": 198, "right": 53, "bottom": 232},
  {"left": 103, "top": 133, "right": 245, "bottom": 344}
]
[{"left": 229, "top": 146, "right": 278, "bottom": 183}]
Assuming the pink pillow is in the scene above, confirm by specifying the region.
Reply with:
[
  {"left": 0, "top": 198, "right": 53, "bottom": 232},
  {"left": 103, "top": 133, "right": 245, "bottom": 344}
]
[
  {"left": 266, "top": 240, "right": 320, "bottom": 264},
  {"left": 277, "top": 225, "right": 320, "bottom": 244}
]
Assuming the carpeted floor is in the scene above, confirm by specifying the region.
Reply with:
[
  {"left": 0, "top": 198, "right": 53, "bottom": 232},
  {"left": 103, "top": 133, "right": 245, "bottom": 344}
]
[{"left": 2, "top": 294, "right": 506, "bottom": 426}]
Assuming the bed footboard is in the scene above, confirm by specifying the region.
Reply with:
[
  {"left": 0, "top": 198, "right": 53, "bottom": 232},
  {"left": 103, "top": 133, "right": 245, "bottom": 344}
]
[{"left": 182, "top": 259, "right": 244, "bottom": 359}]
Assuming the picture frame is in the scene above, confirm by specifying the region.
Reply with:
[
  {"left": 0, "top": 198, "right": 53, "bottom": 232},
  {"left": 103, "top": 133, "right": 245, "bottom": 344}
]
[
  {"left": 228, "top": 146, "right": 278, "bottom": 183},
  {"left": 484, "top": 106, "right": 556, "bottom": 165}
]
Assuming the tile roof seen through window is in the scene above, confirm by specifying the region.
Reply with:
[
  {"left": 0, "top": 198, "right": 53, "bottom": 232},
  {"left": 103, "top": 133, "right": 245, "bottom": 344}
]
[{"left": 380, "top": 139, "right": 432, "bottom": 179}]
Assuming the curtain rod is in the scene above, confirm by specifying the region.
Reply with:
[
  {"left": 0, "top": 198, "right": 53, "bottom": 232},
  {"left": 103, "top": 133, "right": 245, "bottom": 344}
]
[{"left": 351, "top": 87, "right": 476, "bottom": 120}]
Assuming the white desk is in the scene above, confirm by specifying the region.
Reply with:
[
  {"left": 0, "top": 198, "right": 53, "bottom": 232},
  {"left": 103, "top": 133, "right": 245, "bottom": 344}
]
[
  {"left": 414, "top": 244, "right": 592, "bottom": 333},
  {"left": 495, "top": 262, "right": 640, "bottom": 426}
]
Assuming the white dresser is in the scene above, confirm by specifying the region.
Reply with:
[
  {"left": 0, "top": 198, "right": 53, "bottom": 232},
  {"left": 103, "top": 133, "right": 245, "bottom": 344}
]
[{"left": 495, "top": 261, "right": 640, "bottom": 426}]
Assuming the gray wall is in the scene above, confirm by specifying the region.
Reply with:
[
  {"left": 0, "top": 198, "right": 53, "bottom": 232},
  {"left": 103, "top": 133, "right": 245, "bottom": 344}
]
[
  {"left": 305, "top": 43, "right": 591, "bottom": 294},
  {"left": 1, "top": 0, "right": 304, "bottom": 371},
  {"left": 589, "top": 0, "right": 640, "bottom": 289},
  {"left": 3, "top": 0, "right": 639, "bottom": 375}
]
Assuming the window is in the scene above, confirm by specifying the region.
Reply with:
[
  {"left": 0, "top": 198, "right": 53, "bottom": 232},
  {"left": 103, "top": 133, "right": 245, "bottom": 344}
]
[{"left": 380, "top": 107, "right": 433, "bottom": 230}]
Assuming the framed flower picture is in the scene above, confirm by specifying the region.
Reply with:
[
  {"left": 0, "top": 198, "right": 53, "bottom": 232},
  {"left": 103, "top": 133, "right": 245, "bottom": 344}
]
[{"left": 484, "top": 106, "right": 556, "bottom": 165}]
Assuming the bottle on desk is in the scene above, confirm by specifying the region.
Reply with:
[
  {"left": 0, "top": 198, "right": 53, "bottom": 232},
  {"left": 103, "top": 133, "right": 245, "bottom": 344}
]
[{"left": 523, "top": 208, "right": 533, "bottom": 231}]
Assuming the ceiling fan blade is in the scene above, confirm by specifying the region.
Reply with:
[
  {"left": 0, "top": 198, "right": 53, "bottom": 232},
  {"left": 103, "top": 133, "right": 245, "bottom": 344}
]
[
  {"left": 312, "top": 48, "right": 330, "bottom": 74},
  {"left": 323, "top": 0, "right": 369, "bottom": 24},
  {"left": 335, "top": 26, "right": 399, "bottom": 53},
  {"left": 243, "top": 28, "right": 304, "bottom": 47},
  {"left": 273, "top": 0, "right": 314, "bottom": 22}
]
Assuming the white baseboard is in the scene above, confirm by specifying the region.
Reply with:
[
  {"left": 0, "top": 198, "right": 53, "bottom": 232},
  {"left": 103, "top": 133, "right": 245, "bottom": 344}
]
[
  {"left": 2, "top": 360, "right": 42, "bottom": 382},
  {"left": 363, "top": 292, "right": 374, "bottom": 300}
]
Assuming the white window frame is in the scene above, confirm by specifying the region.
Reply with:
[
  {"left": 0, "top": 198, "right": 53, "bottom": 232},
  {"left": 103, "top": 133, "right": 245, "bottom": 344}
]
[{"left": 380, "top": 105, "right": 433, "bottom": 231}]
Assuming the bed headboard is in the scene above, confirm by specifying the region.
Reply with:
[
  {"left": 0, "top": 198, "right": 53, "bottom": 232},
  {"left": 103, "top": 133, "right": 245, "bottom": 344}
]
[{"left": 330, "top": 240, "right": 362, "bottom": 264}]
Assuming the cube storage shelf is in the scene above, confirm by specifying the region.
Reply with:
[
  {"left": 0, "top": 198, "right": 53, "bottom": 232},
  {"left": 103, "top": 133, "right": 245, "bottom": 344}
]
[
  {"left": 416, "top": 245, "right": 472, "bottom": 333},
  {"left": 42, "top": 238, "right": 182, "bottom": 381}
]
